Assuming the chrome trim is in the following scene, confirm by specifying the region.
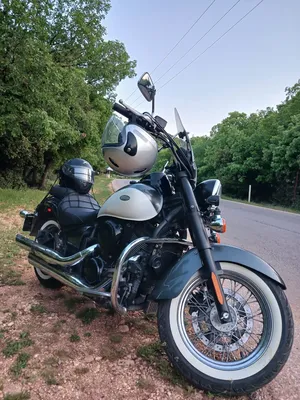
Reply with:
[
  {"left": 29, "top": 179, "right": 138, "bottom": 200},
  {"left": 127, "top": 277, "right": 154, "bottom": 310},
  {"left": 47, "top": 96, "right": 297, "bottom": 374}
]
[
  {"left": 29, "top": 254, "right": 111, "bottom": 298},
  {"left": 111, "top": 236, "right": 193, "bottom": 314},
  {"left": 209, "top": 215, "right": 225, "bottom": 233},
  {"left": 20, "top": 210, "right": 34, "bottom": 219},
  {"left": 16, "top": 234, "right": 99, "bottom": 267}
]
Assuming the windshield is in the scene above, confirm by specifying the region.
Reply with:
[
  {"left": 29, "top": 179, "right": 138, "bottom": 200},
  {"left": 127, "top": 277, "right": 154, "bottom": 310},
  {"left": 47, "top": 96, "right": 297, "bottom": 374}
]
[{"left": 173, "top": 108, "right": 197, "bottom": 183}]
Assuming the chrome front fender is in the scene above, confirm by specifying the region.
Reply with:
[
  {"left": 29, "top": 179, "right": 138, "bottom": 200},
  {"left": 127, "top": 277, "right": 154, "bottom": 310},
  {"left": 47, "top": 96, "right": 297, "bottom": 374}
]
[{"left": 151, "top": 244, "right": 286, "bottom": 300}]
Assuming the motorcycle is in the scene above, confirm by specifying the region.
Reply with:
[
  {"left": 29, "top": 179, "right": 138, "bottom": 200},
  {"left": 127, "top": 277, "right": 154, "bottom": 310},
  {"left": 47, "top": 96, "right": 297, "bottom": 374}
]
[{"left": 16, "top": 72, "right": 293, "bottom": 395}]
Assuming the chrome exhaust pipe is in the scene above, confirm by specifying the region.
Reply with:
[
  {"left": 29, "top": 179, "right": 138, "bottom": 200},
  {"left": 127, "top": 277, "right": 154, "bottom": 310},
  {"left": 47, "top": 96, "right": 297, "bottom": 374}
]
[
  {"left": 28, "top": 254, "right": 111, "bottom": 298},
  {"left": 16, "top": 234, "right": 99, "bottom": 267}
]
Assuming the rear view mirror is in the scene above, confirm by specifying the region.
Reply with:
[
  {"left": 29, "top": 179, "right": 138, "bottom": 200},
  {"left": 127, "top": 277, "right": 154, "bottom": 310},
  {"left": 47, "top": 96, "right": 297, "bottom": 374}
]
[
  {"left": 138, "top": 72, "right": 156, "bottom": 102},
  {"left": 155, "top": 115, "right": 167, "bottom": 129}
]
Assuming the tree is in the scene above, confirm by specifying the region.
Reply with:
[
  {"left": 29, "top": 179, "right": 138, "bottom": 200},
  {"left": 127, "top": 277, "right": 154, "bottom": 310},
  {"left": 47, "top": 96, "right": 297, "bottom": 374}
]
[{"left": 0, "top": 0, "right": 136, "bottom": 187}]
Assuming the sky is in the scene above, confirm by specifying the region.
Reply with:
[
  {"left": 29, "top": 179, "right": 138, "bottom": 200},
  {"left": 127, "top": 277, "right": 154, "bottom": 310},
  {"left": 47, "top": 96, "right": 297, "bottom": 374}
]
[{"left": 104, "top": 0, "right": 300, "bottom": 136}]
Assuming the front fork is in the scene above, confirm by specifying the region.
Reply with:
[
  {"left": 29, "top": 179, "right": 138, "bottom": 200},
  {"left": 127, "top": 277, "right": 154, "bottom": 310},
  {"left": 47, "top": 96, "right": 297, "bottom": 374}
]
[{"left": 179, "top": 172, "right": 231, "bottom": 323}]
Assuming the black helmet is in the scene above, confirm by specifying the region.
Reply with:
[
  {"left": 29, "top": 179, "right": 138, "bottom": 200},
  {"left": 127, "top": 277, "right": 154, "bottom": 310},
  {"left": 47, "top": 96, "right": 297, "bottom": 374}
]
[{"left": 60, "top": 158, "right": 94, "bottom": 194}]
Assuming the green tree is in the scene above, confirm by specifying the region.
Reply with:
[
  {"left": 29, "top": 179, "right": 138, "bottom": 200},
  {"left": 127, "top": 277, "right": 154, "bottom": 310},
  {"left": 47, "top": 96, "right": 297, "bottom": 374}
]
[{"left": 0, "top": 0, "right": 136, "bottom": 188}]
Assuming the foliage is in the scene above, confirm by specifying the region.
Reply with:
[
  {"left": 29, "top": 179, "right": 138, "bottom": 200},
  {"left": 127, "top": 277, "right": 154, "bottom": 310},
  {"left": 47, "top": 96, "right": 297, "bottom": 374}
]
[
  {"left": 193, "top": 80, "right": 300, "bottom": 208},
  {"left": 0, "top": 0, "right": 136, "bottom": 188}
]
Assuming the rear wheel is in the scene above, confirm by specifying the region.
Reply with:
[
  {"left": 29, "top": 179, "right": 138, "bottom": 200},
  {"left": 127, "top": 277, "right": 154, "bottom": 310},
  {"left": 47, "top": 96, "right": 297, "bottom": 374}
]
[
  {"left": 157, "top": 263, "right": 294, "bottom": 395},
  {"left": 34, "top": 220, "right": 63, "bottom": 289}
]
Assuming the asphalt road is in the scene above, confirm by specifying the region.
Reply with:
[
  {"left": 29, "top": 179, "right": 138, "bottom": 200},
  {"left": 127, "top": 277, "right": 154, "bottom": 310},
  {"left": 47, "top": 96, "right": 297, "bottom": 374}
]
[{"left": 220, "top": 200, "right": 300, "bottom": 307}]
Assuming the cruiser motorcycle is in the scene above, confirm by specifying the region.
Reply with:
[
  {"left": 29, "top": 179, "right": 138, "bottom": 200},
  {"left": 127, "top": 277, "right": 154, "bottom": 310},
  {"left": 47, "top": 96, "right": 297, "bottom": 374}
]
[{"left": 16, "top": 73, "right": 293, "bottom": 395}]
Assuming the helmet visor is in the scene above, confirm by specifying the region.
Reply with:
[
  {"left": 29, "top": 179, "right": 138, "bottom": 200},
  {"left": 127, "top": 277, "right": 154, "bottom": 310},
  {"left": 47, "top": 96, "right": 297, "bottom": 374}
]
[
  {"left": 102, "top": 115, "right": 126, "bottom": 146},
  {"left": 73, "top": 167, "right": 94, "bottom": 183}
]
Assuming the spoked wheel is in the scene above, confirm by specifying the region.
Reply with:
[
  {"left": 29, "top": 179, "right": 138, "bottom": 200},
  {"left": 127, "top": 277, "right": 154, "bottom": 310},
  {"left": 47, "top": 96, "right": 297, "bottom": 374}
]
[
  {"left": 34, "top": 220, "right": 63, "bottom": 289},
  {"left": 157, "top": 263, "right": 294, "bottom": 395}
]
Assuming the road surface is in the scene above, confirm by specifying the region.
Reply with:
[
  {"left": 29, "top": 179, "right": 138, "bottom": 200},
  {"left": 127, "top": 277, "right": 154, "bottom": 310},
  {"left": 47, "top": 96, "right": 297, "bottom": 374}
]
[{"left": 221, "top": 200, "right": 300, "bottom": 307}]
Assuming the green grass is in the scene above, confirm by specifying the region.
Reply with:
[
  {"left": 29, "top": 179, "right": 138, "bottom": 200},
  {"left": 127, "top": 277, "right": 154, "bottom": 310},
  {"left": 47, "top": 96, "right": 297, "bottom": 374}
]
[
  {"left": 30, "top": 304, "right": 48, "bottom": 314},
  {"left": 92, "top": 175, "right": 113, "bottom": 204},
  {"left": 223, "top": 195, "right": 300, "bottom": 214},
  {"left": 64, "top": 296, "right": 86, "bottom": 312},
  {"left": 4, "top": 392, "right": 30, "bottom": 400},
  {"left": 137, "top": 341, "right": 189, "bottom": 389},
  {"left": 76, "top": 307, "right": 100, "bottom": 325},
  {"left": 10, "top": 352, "right": 30, "bottom": 377},
  {"left": 0, "top": 188, "right": 46, "bottom": 211},
  {"left": 69, "top": 333, "right": 80, "bottom": 342},
  {"left": 42, "top": 370, "right": 58, "bottom": 385},
  {"left": 0, "top": 227, "right": 24, "bottom": 286},
  {"left": 3, "top": 332, "right": 33, "bottom": 358}
]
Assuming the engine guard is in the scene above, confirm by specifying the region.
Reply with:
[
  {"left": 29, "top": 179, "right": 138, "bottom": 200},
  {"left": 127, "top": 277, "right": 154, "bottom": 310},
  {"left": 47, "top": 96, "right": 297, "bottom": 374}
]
[{"left": 150, "top": 244, "right": 286, "bottom": 300}]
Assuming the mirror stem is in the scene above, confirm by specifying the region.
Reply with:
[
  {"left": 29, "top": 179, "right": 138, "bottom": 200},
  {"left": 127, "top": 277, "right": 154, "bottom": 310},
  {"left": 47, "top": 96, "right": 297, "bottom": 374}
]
[{"left": 152, "top": 96, "right": 155, "bottom": 116}]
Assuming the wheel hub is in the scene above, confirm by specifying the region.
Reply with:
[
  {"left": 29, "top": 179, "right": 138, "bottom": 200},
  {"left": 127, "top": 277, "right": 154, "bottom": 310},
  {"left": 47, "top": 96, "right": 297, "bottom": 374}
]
[
  {"left": 210, "top": 305, "right": 237, "bottom": 332},
  {"left": 191, "top": 287, "right": 254, "bottom": 352}
]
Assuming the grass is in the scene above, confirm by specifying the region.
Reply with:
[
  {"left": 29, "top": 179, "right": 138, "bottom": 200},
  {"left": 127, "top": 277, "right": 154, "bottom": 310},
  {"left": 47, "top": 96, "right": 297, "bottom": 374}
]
[
  {"left": 0, "top": 188, "right": 46, "bottom": 211},
  {"left": 223, "top": 195, "right": 300, "bottom": 214},
  {"left": 100, "top": 345, "right": 126, "bottom": 361},
  {"left": 42, "top": 370, "right": 58, "bottom": 385},
  {"left": 51, "top": 320, "right": 67, "bottom": 333},
  {"left": 137, "top": 341, "right": 189, "bottom": 389},
  {"left": 92, "top": 175, "right": 113, "bottom": 204},
  {"left": 3, "top": 392, "right": 30, "bottom": 400},
  {"left": 0, "top": 227, "right": 24, "bottom": 286},
  {"left": 64, "top": 296, "right": 86, "bottom": 312},
  {"left": 10, "top": 352, "right": 30, "bottom": 377},
  {"left": 3, "top": 332, "right": 33, "bottom": 358},
  {"left": 84, "top": 332, "right": 92, "bottom": 337},
  {"left": 76, "top": 307, "right": 100, "bottom": 325},
  {"left": 109, "top": 333, "right": 123, "bottom": 344},
  {"left": 69, "top": 333, "right": 81, "bottom": 342},
  {"left": 30, "top": 304, "right": 48, "bottom": 314}
]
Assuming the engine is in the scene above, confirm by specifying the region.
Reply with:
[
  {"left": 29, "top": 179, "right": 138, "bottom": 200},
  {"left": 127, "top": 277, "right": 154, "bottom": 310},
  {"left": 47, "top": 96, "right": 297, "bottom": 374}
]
[{"left": 79, "top": 217, "right": 185, "bottom": 308}]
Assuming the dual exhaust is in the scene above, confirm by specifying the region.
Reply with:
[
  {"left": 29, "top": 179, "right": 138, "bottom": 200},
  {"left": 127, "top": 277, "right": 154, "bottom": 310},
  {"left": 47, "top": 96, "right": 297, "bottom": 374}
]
[
  {"left": 15, "top": 234, "right": 111, "bottom": 299},
  {"left": 16, "top": 228, "right": 193, "bottom": 314}
]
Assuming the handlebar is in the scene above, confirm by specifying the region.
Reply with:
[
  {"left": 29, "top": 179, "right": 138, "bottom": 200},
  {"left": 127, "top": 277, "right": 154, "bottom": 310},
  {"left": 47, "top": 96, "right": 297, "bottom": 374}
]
[
  {"left": 112, "top": 100, "right": 157, "bottom": 133},
  {"left": 112, "top": 103, "right": 131, "bottom": 119}
]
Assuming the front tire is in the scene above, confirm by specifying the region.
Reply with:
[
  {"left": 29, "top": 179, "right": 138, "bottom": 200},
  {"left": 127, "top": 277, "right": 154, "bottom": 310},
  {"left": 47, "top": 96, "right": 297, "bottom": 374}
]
[
  {"left": 34, "top": 220, "right": 63, "bottom": 289},
  {"left": 157, "top": 263, "right": 294, "bottom": 395}
]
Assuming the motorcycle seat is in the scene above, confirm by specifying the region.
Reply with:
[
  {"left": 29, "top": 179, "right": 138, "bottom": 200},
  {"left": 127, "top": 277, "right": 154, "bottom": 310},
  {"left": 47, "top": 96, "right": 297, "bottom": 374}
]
[
  {"left": 57, "top": 193, "right": 100, "bottom": 227},
  {"left": 50, "top": 185, "right": 76, "bottom": 200}
]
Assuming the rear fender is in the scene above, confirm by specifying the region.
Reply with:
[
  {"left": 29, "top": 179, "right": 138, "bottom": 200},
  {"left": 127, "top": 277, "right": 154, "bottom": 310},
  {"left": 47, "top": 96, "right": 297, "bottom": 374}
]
[
  {"left": 151, "top": 244, "right": 286, "bottom": 300},
  {"left": 30, "top": 197, "right": 59, "bottom": 236}
]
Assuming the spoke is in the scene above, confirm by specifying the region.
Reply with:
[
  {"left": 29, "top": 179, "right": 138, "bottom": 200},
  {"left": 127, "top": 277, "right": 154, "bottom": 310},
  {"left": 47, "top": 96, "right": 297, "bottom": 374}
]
[
  {"left": 231, "top": 333, "right": 252, "bottom": 356},
  {"left": 249, "top": 333, "right": 261, "bottom": 345},
  {"left": 201, "top": 332, "right": 223, "bottom": 357},
  {"left": 188, "top": 296, "right": 210, "bottom": 318}
]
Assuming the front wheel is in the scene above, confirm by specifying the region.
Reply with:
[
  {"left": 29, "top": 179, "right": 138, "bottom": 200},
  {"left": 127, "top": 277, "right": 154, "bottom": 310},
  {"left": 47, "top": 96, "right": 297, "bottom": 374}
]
[{"left": 157, "top": 263, "right": 294, "bottom": 395}]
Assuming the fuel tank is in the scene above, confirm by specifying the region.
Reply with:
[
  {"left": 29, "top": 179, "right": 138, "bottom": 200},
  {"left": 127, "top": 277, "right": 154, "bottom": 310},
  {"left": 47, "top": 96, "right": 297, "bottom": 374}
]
[{"left": 97, "top": 183, "right": 163, "bottom": 221}]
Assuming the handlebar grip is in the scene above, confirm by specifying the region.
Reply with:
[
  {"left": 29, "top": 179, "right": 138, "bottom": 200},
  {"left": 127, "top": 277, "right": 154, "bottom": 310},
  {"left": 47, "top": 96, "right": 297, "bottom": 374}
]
[{"left": 112, "top": 103, "right": 131, "bottom": 119}]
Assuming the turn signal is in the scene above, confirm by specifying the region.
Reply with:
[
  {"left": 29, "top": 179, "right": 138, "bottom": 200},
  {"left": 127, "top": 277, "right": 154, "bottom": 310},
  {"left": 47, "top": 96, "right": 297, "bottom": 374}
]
[
  {"left": 220, "top": 218, "right": 226, "bottom": 233},
  {"left": 215, "top": 233, "right": 221, "bottom": 243}
]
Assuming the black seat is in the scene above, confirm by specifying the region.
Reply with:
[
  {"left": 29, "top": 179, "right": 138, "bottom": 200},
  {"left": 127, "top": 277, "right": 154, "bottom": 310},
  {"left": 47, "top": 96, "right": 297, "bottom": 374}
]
[
  {"left": 57, "top": 193, "right": 100, "bottom": 227},
  {"left": 50, "top": 185, "right": 76, "bottom": 200}
]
